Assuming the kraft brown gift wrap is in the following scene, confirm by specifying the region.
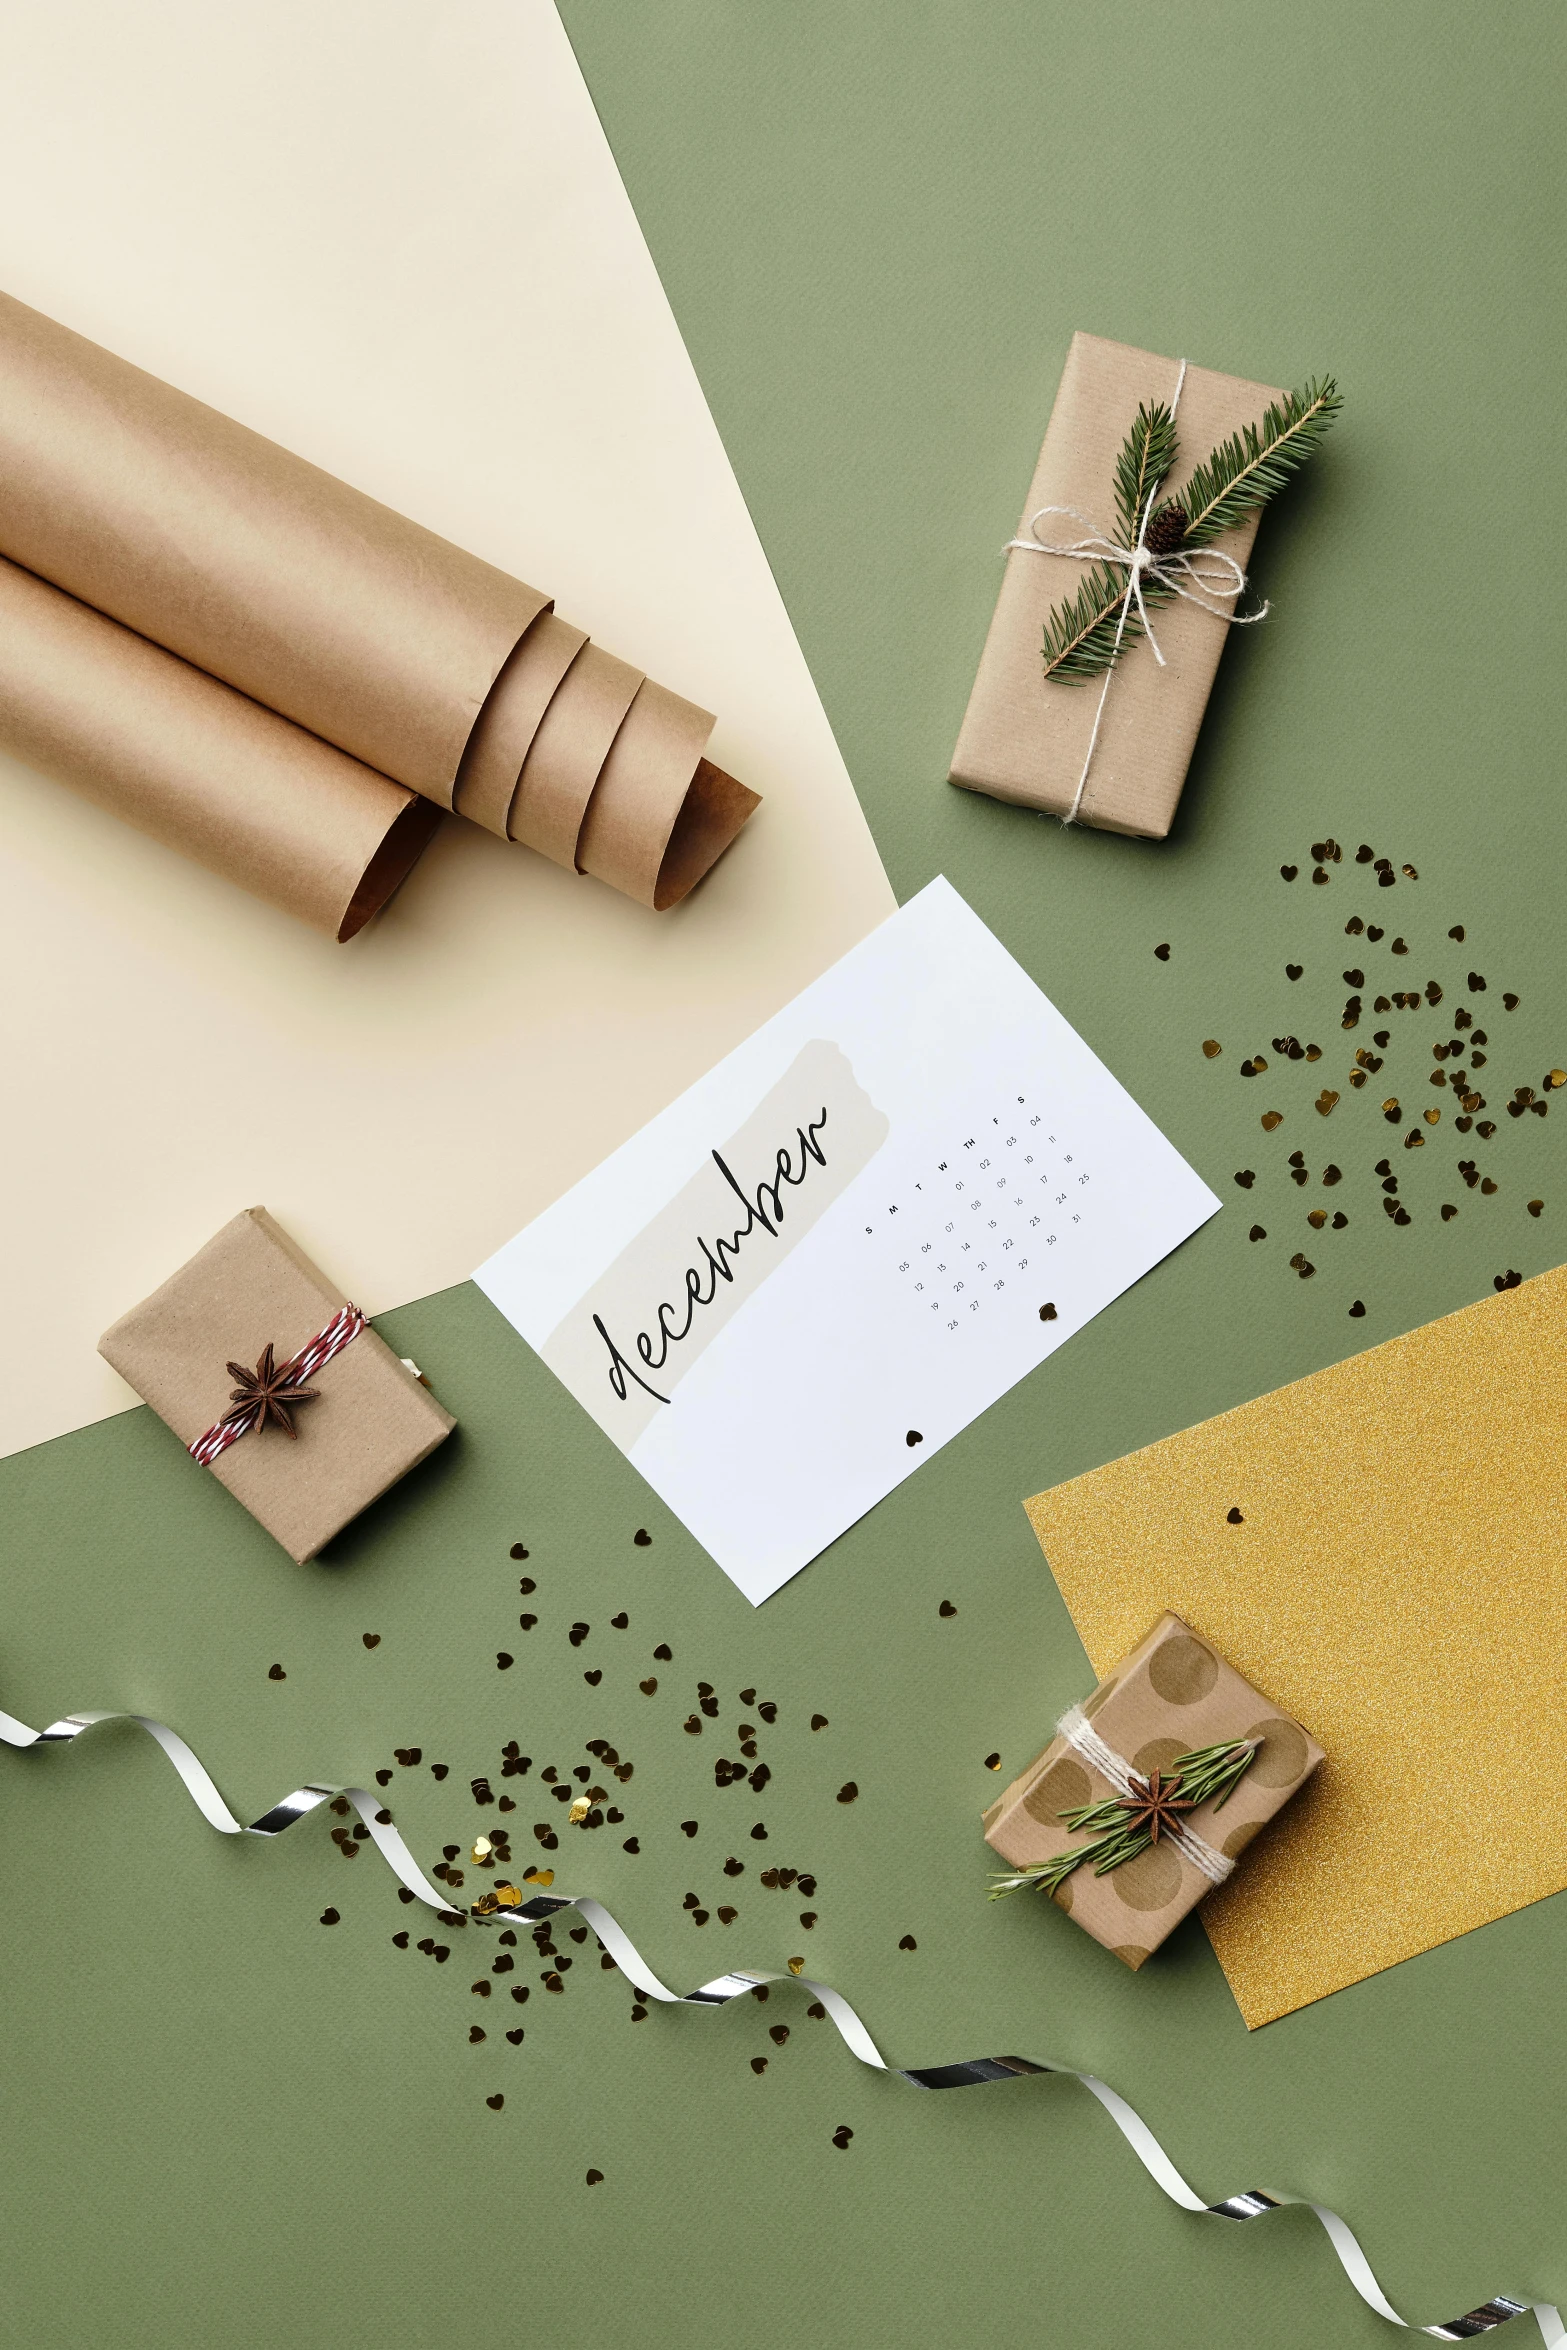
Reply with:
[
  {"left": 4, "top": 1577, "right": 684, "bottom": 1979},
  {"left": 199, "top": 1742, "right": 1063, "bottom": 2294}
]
[
  {"left": 0, "top": 555, "right": 438, "bottom": 941},
  {"left": 982, "top": 1613, "right": 1322, "bottom": 1973},
  {"left": 98, "top": 1209, "right": 455, "bottom": 1564},
  {"left": 949, "top": 333, "right": 1283, "bottom": 840},
  {"left": 0, "top": 289, "right": 759, "bottom": 921}
]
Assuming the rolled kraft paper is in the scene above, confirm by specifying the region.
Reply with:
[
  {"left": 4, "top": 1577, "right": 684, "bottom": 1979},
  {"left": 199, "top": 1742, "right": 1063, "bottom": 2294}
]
[
  {"left": 0, "top": 555, "right": 439, "bottom": 941},
  {"left": 509, "top": 640, "right": 647, "bottom": 868},
  {"left": 577, "top": 680, "right": 759, "bottom": 911},
  {"left": 452, "top": 612, "right": 589, "bottom": 840},
  {"left": 0, "top": 289, "right": 547, "bottom": 805},
  {"left": 0, "top": 290, "right": 762, "bottom": 909},
  {"left": 459, "top": 616, "right": 759, "bottom": 908}
]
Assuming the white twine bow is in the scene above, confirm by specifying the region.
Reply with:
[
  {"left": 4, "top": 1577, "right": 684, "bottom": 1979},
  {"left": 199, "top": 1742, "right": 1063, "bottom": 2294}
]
[{"left": 1003, "top": 358, "right": 1268, "bottom": 825}]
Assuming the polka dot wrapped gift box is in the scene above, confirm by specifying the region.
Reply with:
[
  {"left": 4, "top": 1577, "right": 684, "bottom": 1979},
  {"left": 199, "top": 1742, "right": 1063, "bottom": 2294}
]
[{"left": 982, "top": 1615, "right": 1321, "bottom": 1971}]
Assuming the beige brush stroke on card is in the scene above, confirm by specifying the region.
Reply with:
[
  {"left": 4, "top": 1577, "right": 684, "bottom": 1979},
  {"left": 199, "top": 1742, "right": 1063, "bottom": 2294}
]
[
  {"left": 1025, "top": 1267, "right": 1567, "bottom": 2026},
  {"left": 541, "top": 1040, "right": 890, "bottom": 1445},
  {"left": 0, "top": 0, "right": 893, "bottom": 1459}
]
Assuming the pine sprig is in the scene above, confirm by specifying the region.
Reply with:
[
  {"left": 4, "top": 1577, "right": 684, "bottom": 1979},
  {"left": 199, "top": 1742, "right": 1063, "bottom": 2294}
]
[
  {"left": 1114, "top": 401, "right": 1179, "bottom": 545},
  {"left": 1039, "top": 561, "right": 1176, "bottom": 684},
  {"left": 1177, "top": 378, "right": 1342, "bottom": 549},
  {"left": 987, "top": 1736, "right": 1259, "bottom": 1902},
  {"left": 1035, "top": 375, "right": 1340, "bottom": 686}
]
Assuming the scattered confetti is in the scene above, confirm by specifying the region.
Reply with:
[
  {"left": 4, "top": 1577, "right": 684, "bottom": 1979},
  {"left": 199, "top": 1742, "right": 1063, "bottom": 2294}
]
[
  {"left": 318, "top": 1908, "right": 339, "bottom": 1925},
  {"left": 1349, "top": 1301, "right": 1366, "bottom": 1318},
  {"left": 268, "top": 1664, "right": 286, "bottom": 1681},
  {"left": 832, "top": 2126, "right": 854, "bottom": 2149},
  {"left": 1202, "top": 1039, "right": 1223, "bottom": 1059},
  {"left": 586, "top": 2169, "right": 604, "bottom": 2186},
  {"left": 811, "top": 1715, "right": 829, "bottom": 1732},
  {"left": 1154, "top": 942, "right": 1170, "bottom": 961},
  {"left": 1226, "top": 1508, "right": 1244, "bottom": 1525},
  {"left": 1494, "top": 1270, "right": 1522, "bottom": 1292},
  {"left": 634, "top": 1529, "right": 652, "bottom": 1547},
  {"left": 362, "top": 1633, "right": 380, "bottom": 1650},
  {"left": 751, "top": 2058, "right": 768, "bottom": 2075},
  {"left": 787, "top": 1957, "right": 805, "bottom": 1975},
  {"left": 898, "top": 1935, "right": 917, "bottom": 1951},
  {"left": 639, "top": 1678, "right": 657, "bottom": 1695},
  {"left": 1260, "top": 1112, "right": 1283, "bottom": 1131},
  {"left": 836, "top": 1783, "right": 860, "bottom": 1803},
  {"left": 1529, "top": 1200, "right": 1544, "bottom": 1217},
  {"left": 905, "top": 1430, "right": 923, "bottom": 1447},
  {"left": 487, "top": 2095, "right": 504, "bottom": 2111},
  {"left": 938, "top": 1599, "right": 957, "bottom": 1617},
  {"left": 509, "top": 1542, "right": 530, "bottom": 1560},
  {"left": 1235, "top": 1170, "right": 1255, "bottom": 1188},
  {"left": 1286, "top": 964, "right": 1303, "bottom": 981},
  {"left": 496, "top": 1653, "right": 514, "bottom": 1671}
]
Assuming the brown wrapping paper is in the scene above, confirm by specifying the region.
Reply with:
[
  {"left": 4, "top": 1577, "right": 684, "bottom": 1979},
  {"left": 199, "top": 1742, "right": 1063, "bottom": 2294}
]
[
  {"left": 0, "top": 289, "right": 759, "bottom": 924},
  {"left": 99, "top": 1209, "right": 455, "bottom": 1563},
  {"left": 949, "top": 333, "right": 1283, "bottom": 839},
  {"left": 0, "top": 554, "right": 438, "bottom": 941},
  {"left": 982, "top": 1613, "right": 1322, "bottom": 1973}
]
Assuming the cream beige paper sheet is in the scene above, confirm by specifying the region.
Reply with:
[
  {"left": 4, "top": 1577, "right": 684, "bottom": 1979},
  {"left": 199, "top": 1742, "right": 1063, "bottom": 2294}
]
[{"left": 0, "top": 0, "right": 893, "bottom": 1459}]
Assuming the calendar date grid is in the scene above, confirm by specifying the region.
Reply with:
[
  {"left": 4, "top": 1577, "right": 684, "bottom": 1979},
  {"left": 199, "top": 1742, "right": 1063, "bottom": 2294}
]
[{"left": 860, "top": 1095, "right": 1092, "bottom": 1327}]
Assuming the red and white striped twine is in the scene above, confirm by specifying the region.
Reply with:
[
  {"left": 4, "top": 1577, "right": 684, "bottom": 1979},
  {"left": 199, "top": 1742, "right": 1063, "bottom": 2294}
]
[{"left": 187, "top": 1303, "right": 366, "bottom": 1468}]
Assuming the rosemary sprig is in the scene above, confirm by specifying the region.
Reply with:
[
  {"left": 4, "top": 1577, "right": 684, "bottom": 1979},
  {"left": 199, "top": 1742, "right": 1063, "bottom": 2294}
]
[
  {"left": 987, "top": 1736, "right": 1259, "bottom": 1902},
  {"left": 1037, "top": 376, "right": 1340, "bottom": 686}
]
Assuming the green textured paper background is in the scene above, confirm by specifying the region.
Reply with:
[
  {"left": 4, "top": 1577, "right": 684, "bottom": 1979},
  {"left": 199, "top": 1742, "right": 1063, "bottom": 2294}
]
[{"left": 3, "top": 3, "right": 1565, "bottom": 2343}]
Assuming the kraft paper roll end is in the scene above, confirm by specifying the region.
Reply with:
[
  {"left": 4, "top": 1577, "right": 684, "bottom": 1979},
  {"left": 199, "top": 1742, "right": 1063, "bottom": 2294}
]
[
  {"left": 650, "top": 758, "right": 760, "bottom": 910},
  {"left": 458, "top": 608, "right": 761, "bottom": 911}
]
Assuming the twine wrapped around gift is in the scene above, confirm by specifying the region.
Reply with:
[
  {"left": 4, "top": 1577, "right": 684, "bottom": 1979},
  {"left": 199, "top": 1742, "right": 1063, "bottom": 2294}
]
[
  {"left": 1004, "top": 358, "right": 1340, "bottom": 825},
  {"left": 187, "top": 1301, "right": 366, "bottom": 1467}
]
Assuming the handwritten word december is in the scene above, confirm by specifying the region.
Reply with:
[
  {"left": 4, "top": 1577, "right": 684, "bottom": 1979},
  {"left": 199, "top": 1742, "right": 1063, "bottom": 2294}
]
[{"left": 594, "top": 1108, "right": 831, "bottom": 1406}]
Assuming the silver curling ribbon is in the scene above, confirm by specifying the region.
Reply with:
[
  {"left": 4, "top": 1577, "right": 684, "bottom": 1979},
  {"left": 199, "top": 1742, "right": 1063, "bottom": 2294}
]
[{"left": 3, "top": 1703, "right": 1560, "bottom": 2346}]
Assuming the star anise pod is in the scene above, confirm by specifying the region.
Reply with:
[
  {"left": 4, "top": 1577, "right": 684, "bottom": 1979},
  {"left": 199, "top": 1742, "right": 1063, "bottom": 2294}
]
[
  {"left": 1117, "top": 1769, "right": 1199, "bottom": 1843},
  {"left": 223, "top": 1342, "right": 319, "bottom": 1439}
]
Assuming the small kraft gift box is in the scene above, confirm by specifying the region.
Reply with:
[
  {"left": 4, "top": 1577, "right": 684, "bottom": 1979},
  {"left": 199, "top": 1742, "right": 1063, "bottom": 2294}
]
[
  {"left": 983, "top": 1613, "right": 1322, "bottom": 1969},
  {"left": 99, "top": 1208, "right": 454, "bottom": 1562},
  {"left": 950, "top": 332, "right": 1334, "bottom": 839}
]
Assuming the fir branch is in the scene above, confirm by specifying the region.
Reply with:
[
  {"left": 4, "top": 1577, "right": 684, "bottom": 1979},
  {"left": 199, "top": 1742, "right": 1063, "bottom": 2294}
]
[
  {"left": 1178, "top": 378, "right": 1342, "bottom": 548},
  {"left": 1039, "top": 561, "right": 1175, "bottom": 685},
  {"left": 1034, "top": 375, "right": 1340, "bottom": 688},
  {"left": 1114, "top": 401, "right": 1179, "bottom": 546}
]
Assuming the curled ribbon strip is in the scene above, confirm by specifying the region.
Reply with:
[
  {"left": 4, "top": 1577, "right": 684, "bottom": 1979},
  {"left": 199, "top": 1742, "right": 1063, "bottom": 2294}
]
[
  {"left": 188, "top": 1301, "right": 366, "bottom": 1466},
  {"left": 2, "top": 1701, "right": 1559, "bottom": 2345}
]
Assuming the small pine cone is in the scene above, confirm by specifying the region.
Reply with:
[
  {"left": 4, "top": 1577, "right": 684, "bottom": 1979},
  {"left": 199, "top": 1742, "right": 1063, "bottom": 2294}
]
[{"left": 1141, "top": 504, "right": 1188, "bottom": 558}]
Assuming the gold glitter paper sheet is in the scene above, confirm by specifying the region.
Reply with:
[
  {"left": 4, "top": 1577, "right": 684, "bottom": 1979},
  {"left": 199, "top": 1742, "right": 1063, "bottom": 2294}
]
[{"left": 1024, "top": 1264, "right": 1567, "bottom": 2027}]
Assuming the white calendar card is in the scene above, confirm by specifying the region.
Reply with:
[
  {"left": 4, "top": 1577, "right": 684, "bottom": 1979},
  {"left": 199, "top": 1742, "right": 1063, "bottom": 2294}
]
[{"left": 474, "top": 877, "right": 1220, "bottom": 1603}]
